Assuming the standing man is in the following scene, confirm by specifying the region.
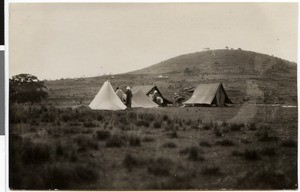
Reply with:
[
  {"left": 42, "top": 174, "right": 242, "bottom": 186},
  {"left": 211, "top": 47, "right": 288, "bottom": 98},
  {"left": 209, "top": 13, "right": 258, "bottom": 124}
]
[{"left": 125, "top": 86, "right": 132, "bottom": 108}]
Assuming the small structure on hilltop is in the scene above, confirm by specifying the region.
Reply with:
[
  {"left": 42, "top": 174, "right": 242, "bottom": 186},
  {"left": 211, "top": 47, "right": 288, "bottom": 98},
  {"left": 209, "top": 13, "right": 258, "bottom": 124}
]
[
  {"left": 132, "top": 90, "right": 159, "bottom": 108},
  {"left": 89, "top": 81, "right": 126, "bottom": 110},
  {"left": 131, "top": 85, "right": 172, "bottom": 106},
  {"left": 184, "top": 83, "right": 233, "bottom": 107}
]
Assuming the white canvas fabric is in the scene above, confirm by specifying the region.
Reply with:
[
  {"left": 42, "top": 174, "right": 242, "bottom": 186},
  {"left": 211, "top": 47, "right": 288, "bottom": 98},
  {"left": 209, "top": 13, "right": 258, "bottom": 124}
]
[
  {"left": 132, "top": 90, "right": 159, "bottom": 108},
  {"left": 89, "top": 81, "right": 126, "bottom": 110}
]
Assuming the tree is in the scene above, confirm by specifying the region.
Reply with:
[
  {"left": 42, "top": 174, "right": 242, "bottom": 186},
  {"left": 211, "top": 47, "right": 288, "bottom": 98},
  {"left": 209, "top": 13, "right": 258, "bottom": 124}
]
[{"left": 10, "top": 74, "right": 48, "bottom": 103}]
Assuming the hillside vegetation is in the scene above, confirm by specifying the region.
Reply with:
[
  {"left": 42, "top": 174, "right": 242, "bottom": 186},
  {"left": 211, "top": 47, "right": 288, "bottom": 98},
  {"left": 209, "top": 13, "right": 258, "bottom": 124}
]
[{"left": 45, "top": 49, "right": 297, "bottom": 106}]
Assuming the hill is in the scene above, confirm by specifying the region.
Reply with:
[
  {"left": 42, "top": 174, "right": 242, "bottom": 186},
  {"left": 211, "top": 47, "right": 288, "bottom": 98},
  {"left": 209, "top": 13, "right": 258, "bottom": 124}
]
[
  {"left": 44, "top": 49, "right": 297, "bottom": 106},
  {"left": 128, "top": 49, "right": 297, "bottom": 104}
]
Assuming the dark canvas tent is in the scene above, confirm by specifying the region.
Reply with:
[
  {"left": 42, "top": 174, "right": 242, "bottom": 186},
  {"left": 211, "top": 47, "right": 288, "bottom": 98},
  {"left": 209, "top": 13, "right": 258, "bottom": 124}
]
[
  {"left": 132, "top": 90, "right": 159, "bottom": 108},
  {"left": 184, "top": 83, "right": 232, "bottom": 107},
  {"left": 131, "top": 85, "right": 172, "bottom": 106}
]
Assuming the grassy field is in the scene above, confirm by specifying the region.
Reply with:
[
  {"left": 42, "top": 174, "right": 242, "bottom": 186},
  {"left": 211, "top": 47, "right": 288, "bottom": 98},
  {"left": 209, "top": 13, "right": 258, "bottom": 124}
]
[{"left": 9, "top": 104, "right": 297, "bottom": 190}]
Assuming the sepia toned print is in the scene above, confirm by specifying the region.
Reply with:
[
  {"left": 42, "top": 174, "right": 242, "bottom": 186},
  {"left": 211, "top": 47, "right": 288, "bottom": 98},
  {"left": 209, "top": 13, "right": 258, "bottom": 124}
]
[{"left": 9, "top": 3, "right": 297, "bottom": 190}]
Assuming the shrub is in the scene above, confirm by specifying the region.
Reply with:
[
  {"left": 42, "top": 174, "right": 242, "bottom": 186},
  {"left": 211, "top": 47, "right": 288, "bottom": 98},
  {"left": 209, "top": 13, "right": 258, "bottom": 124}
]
[
  {"left": 248, "top": 123, "right": 257, "bottom": 131},
  {"left": 83, "top": 121, "right": 96, "bottom": 128},
  {"left": 229, "top": 123, "right": 244, "bottom": 131},
  {"left": 147, "top": 158, "right": 172, "bottom": 176},
  {"left": 185, "top": 119, "right": 192, "bottom": 126},
  {"left": 244, "top": 149, "right": 260, "bottom": 161},
  {"left": 22, "top": 142, "right": 52, "bottom": 165},
  {"left": 213, "top": 126, "right": 223, "bottom": 137},
  {"left": 46, "top": 164, "right": 99, "bottom": 189},
  {"left": 61, "top": 114, "right": 71, "bottom": 122},
  {"left": 105, "top": 134, "right": 126, "bottom": 148},
  {"left": 143, "top": 113, "right": 155, "bottom": 122},
  {"left": 199, "top": 141, "right": 211, "bottom": 147},
  {"left": 55, "top": 143, "right": 64, "bottom": 157},
  {"left": 142, "top": 136, "right": 155, "bottom": 142},
  {"left": 162, "top": 142, "right": 177, "bottom": 148},
  {"left": 188, "top": 147, "right": 204, "bottom": 161},
  {"left": 215, "top": 139, "right": 235, "bottom": 146},
  {"left": 162, "top": 115, "right": 169, "bottom": 121},
  {"left": 180, "top": 146, "right": 204, "bottom": 161},
  {"left": 97, "top": 114, "right": 103, "bottom": 121},
  {"left": 128, "top": 112, "right": 137, "bottom": 121},
  {"left": 153, "top": 121, "right": 162, "bottom": 129},
  {"left": 231, "top": 150, "right": 243, "bottom": 156},
  {"left": 123, "top": 154, "right": 146, "bottom": 171},
  {"left": 96, "top": 130, "right": 111, "bottom": 140},
  {"left": 241, "top": 138, "right": 251, "bottom": 144},
  {"left": 74, "top": 136, "right": 98, "bottom": 152},
  {"left": 129, "top": 135, "right": 141, "bottom": 147},
  {"left": 256, "top": 126, "right": 279, "bottom": 142},
  {"left": 202, "top": 166, "right": 222, "bottom": 176},
  {"left": 260, "top": 147, "right": 276, "bottom": 156},
  {"left": 281, "top": 140, "right": 297, "bottom": 148},
  {"left": 203, "top": 122, "right": 213, "bottom": 130},
  {"left": 136, "top": 120, "right": 150, "bottom": 127}
]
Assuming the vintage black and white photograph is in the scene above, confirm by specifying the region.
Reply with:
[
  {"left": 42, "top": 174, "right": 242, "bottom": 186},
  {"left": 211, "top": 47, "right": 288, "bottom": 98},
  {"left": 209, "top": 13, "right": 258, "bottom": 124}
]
[{"left": 9, "top": 3, "right": 297, "bottom": 190}]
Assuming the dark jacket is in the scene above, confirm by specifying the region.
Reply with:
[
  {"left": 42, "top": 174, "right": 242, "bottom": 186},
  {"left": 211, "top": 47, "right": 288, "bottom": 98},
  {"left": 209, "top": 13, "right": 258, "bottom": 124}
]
[{"left": 125, "top": 89, "right": 132, "bottom": 108}]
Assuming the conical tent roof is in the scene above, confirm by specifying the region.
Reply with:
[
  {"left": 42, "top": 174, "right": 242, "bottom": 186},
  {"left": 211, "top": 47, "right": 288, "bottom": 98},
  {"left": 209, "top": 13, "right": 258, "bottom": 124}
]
[
  {"left": 132, "top": 90, "right": 159, "bottom": 108},
  {"left": 89, "top": 81, "right": 126, "bottom": 110}
]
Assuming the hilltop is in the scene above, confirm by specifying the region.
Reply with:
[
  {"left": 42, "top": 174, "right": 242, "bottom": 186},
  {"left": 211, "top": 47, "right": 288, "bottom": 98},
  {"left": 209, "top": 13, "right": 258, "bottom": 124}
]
[
  {"left": 45, "top": 49, "right": 297, "bottom": 106},
  {"left": 129, "top": 49, "right": 296, "bottom": 76}
]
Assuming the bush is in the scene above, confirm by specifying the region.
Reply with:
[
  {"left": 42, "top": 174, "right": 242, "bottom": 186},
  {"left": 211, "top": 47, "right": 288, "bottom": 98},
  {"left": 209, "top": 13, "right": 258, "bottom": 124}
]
[
  {"left": 213, "top": 126, "right": 223, "bottom": 137},
  {"left": 229, "top": 123, "right": 244, "bottom": 131},
  {"left": 136, "top": 120, "right": 150, "bottom": 127},
  {"left": 45, "top": 164, "right": 99, "bottom": 189},
  {"left": 97, "top": 114, "right": 103, "bottom": 121},
  {"left": 260, "top": 147, "right": 276, "bottom": 156},
  {"left": 162, "top": 142, "right": 177, "bottom": 148},
  {"left": 96, "top": 130, "right": 111, "bottom": 140},
  {"left": 105, "top": 134, "right": 126, "bottom": 148},
  {"left": 142, "top": 136, "right": 155, "bottom": 142},
  {"left": 231, "top": 150, "right": 243, "bottom": 156},
  {"left": 256, "top": 126, "right": 279, "bottom": 142},
  {"left": 123, "top": 154, "right": 146, "bottom": 171},
  {"left": 153, "top": 121, "right": 162, "bottom": 129},
  {"left": 180, "top": 146, "right": 204, "bottom": 161},
  {"left": 129, "top": 135, "right": 141, "bottom": 147},
  {"left": 203, "top": 122, "right": 213, "bottom": 130},
  {"left": 83, "top": 121, "right": 96, "bottom": 128},
  {"left": 215, "top": 139, "right": 235, "bottom": 146},
  {"left": 199, "top": 141, "right": 211, "bottom": 147},
  {"left": 167, "top": 130, "right": 178, "bottom": 138},
  {"left": 201, "top": 166, "right": 222, "bottom": 176},
  {"left": 248, "top": 123, "right": 257, "bottom": 131},
  {"left": 162, "top": 115, "right": 169, "bottom": 121},
  {"left": 74, "top": 136, "right": 98, "bottom": 152},
  {"left": 128, "top": 112, "right": 137, "bottom": 121},
  {"left": 281, "top": 140, "right": 297, "bottom": 148},
  {"left": 244, "top": 149, "right": 260, "bottom": 161},
  {"left": 22, "top": 142, "right": 52, "bottom": 165},
  {"left": 147, "top": 158, "right": 172, "bottom": 176}
]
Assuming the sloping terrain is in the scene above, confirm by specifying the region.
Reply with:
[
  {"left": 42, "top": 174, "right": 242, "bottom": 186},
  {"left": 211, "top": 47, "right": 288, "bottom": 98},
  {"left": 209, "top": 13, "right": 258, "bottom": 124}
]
[{"left": 45, "top": 49, "right": 297, "bottom": 106}]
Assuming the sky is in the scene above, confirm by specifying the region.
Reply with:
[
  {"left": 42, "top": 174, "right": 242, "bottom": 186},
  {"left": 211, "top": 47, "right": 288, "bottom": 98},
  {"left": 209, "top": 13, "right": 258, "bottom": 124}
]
[{"left": 9, "top": 3, "right": 298, "bottom": 80}]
